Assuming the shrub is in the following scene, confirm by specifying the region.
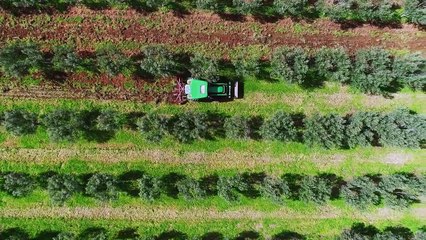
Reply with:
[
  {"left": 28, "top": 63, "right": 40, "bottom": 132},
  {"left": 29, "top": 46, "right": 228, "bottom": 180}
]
[
  {"left": 341, "top": 176, "right": 380, "bottom": 208},
  {"left": 374, "top": 227, "right": 415, "bottom": 240},
  {"left": 404, "top": 0, "right": 426, "bottom": 26},
  {"left": 346, "top": 111, "right": 382, "bottom": 148},
  {"left": 415, "top": 229, "right": 426, "bottom": 240},
  {"left": 217, "top": 175, "right": 248, "bottom": 202},
  {"left": 53, "top": 232, "right": 76, "bottom": 240},
  {"left": 4, "top": 0, "right": 38, "bottom": 8},
  {"left": 137, "top": 113, "right": 169, "bottom": 142},
  {"left": 232, "top": 0, "right": 262, "bottom": 14},
  {"left": 85, "top": 173, "right": 118, "bottom": 201},
  {"left": 190, "top": 54, "right": 220, "bottom": 82},
  {"left": 303, "top": 114, "right": 346, "bottom": 149},
  {"left": 378, "top": 173, "right": 424, "bottom": 208},
  {"left": 47, "top": 174, "right": 81, "bottom": 205},
  {"left": 43, "top": 109, "right": 81, "bottom": 141},
  {"left": 231, "top": 51, "right": 261, "bottom": 77},
  {"left": 95, "top": 109, "right": 122, "bottom": 132},
  {"left": 357, "top": 0, "right": 400, "bottom": 23},
  {"left": 352, "top": 48, "right": 396, "bottom": 95},
  {"left": 393, "top": 53, "right": 426, "bottom": 91},
  {"left": 176, "top": 177, "right": 206, "bottom": 200},
  {"left": 223, "top": 115, "right": 252, "bottom": 139},
  {"left": 140, "top": 46, "right": 179, "bottom": 77},
  {"left": 3, "top": 109, "right": 37, "bottom": 136},
  {"left": 260, "top": 111, "right": 297, "bottom": 141},
  {"left": 315, "top": 47, "right": 351, "bottom": 83},
  {"left": 339, "top": 223, "right": 379, "bottom": 240},
  {"left": 196, "top": 0, "right": 220, "bottom": 11},
  {"left": 273, "top": 0, "right": 307, "bottom": 16},
  {"left": 0, "top": 41, "right": 43, "bottom": 79},
  {"left": 0, "top": 228, "right": 30, "bottom": 240},
  {"left": 171, "top": 111, "right": 209, "bottom": 143},
  {"left": 270, "top": 47, "right": 309, "bottom": 84},
  {"left": 259, "top": 176, "right": 290, "bottom": 204},
  {"left": 324, "top": 0, "right": 354, "bottom": 22},
  {"left": 95, "top": 45, "right": 129, "bottom": 76},
  {"left": 299, "top": 175, "right": 333, "bottom": 204},
  {"left": 80, "top": 228, "right": 109, "bottom": 240},
  {"left": 145, "top": 0, "right": 173, "bottom": 9},
  {"left": 1, "top": 172, "right": 35, "bottom": 197},
  {"left": 52, "top": 45, "right": 80, "bottom": 73},
  {"left": 138, "top": 174, "right": 162, "bottom": 201}
]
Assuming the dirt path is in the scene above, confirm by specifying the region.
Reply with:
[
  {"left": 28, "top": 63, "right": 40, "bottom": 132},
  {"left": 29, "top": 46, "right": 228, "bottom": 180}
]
[
  {"left": 1, "top": 205, "right": 421, "bottom": 222},
  {"left": 0, "top": 8, "right": 424, "bottom": 56}
]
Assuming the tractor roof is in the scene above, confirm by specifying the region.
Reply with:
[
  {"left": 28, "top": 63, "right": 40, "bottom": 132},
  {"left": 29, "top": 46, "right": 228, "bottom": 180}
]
[{"left": 186, "top": 79, "right": 208, "bottom": 100}]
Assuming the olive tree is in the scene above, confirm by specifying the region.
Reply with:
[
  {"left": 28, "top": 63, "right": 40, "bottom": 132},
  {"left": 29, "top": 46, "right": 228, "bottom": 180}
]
[
  {"left": 3, "top": 109, "right": 37, "bottom": 136},
  {"left": 393, "top": 53, "right": 426, "bottom": 91},
  {"left": 315, "top": 47, "right": 351, "bottom": 83},
  {"left": 95, "top": 109, "right": 122, "bottom": 132},
  {"left": 260, "top": 111, "right": 297, "bottom": 141},
  {"left": 271, "top": 47, "right": 309, "bottom": 84},
  {"left": 96, "top": 45, "right": 129, "bottom": 76},
  {"left": 404, "top": 0, "right": 426, "bottom": 26},
  {"left": 43, "top": 109, "right": 81, "bottom": 141},
  {"left": 217, "top": 175, "right": 248, "bottom": 202},
  {"left": 232, "top": 0, "right": 262, "bottom": 14},
  {"left": 346, "top": 111, "right": 382, "bottom": 148},
  {"left": 176, "top": 177, "right": 206, "bottom": 200},
  {"left": 138, "top": 174, "right": 162, "bottom": 201},
  {"left": 53, "top": 232, "right": 76, "bottom": 240},
  {"left": 273, "top": 0, "right": 307, "bottom": 16},
  {"left": 1, "top": 172, "right": 35, "bottom": 197},
  {"left": 378, "top": 173, "right": 424, "bottom": 208},
  {"left": 137, "top": 113, "right": 169, "bottom": 142},
  {"left": 85, "top": 173, "right": 118, "bottom": 201},
  {"left": 52, "top": 45, "right": 80, "bottom": 73},
  {"left": 190, "top": 54, "right": 220, "bottom": 82},
  {"left": 299, "top": 175, "right": 333, "bottom": 204},
  {"left": 259, "top": 176, "right": 290, "bottom": 204},
  {"left": 47, "top": 174, "right": 81, "bottom": 205},
  {"left": 140, "top": 46, "right": 179, "bottom": 77},
  {"left": 0, "top": 41, "right": 43, "bottom": 79},
  {"left": 303, "top": 114, "right": 346, "bottom": 149},
  {"left": 224, "top": 115, "right": 252, "bottom": 139},
  {"left": 171, "top": 111, "right": 209, "bottom": 143},
  {"left": 341, "top": 176, "right": 381, "bottom": 208},
  {"left": 196, "top": 0, "right": 220, "bottom": 11}
]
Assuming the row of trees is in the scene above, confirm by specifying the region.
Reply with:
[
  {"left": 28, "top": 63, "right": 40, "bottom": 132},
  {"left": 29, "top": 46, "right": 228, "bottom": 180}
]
[
  {"left": 1, "top": 108, "right": 425, "bottom": 149},
  {"left": 0, "top": 171, "right": 424, "bottom": 208},
  {"left": 0, "top": 0, "right": 424, "bottom": 26},
  {"left": 1, "top": 41, "right": 424, "bottom": 95},
  {"left": 0, "top": 224, "right": 425, "bottom": 240}
]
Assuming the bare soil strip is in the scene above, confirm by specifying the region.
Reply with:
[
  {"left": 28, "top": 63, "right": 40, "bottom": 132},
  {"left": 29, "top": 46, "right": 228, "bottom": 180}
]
[
  {"left": 0, "top": 8, "right": 424, "bottom": 55},
  {"left": 0, "top": 205, "right": 422, "bottom": 222}
]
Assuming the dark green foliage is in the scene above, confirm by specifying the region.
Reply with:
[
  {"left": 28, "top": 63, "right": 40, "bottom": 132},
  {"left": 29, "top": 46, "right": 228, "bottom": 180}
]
[
  {"left": 404, "top": 0, "right": 426, "bottom": 26},
  {"left": 341, "top": 176, "right": 380, "bottom": 208},
  {"left": 137, "top": 113, "right": 169, "bottom": 142},
  {"left": 3, "top": 109, "right": 37, "bottom": 136},
  {"left": 52, "top": 45, "right": 80, "bottom": 73},
  {"left": 145, "top": 0, "right": 173, "bottom": 9},
  {"left": 270, "top": 47, "right": 309, "bottom": 84},
  {"left": 95, "top": 109, "right": 122, "bottom": 132},
  {"left": 393, "top": 53, "right": 426, "bottom": 91},
  {"left": 303, "top": 114, "right": 346, "bottom": 149},
  {"left": 232, "top": 0, "right": 262, "bottom": 14},
  {"left": 223, "top": 115, "right": 252, "bottom": 139},
  {"left": 0, "top": 41, "right": 43, "bottom": 79},
  {"left": 231, "top": 53, "right": 261, "bottom": 77},
  {"left": 96, "top": 45, "right": 129, "bottom": 76},
  {"left": 80, "top": 228, "right": 109, "bottom": 240},
  {"left": 346, "top": 111, "right": 383, "bottom": 148},
  {"left": 171, "top": 111, "right": 209, "bottom": 143},
  {"left": 85, "top": 173, "right": 118, "bottom": 201},
  {"left": 196, "top": 0, "right": 220, "bottom": 11},
  {"left": 0, "top": 228, "right": 30, "bottom": 240},
  {"left": 140, "top": 46, "right": 179, "bottom": 77},
  {"left": 53, "top": 232, "right": 76, "bottom": 240},
  {"left": 260, "top": 111, "right": 297, "bottom": 141},
  {"left": 299, "top": 176, "right": 333, "bottom": 204},
  {"left": 1, "top": 172, "right": 34, "bottom": 197},
  {"left": 4, "top": 0, "right": 38, "bottom": 8},
  {"left": 352, "top": 48, "right": 396, "bottom": 95},
  {"left": 259, "top": 176, "right": 290, "bottom": 204},
  {"left": 374, "top": 227, "right": 415, "bottom": 240},
  {"left": 190, "top": 54, "right": 220, "bottom": 82},
  {"left": 315, "top": 47, "right": 351, "bottom": 83},
  {"left": 138, "top": 175, "right": 162, "bottom": 201},
  {"left": 43, "top": 109, "right": 81, "bottom": 141},
  {"left": 378, "top": 173, "right": 425, "bottom": 208},
  {"left": 339, "top": 223, "right": 379, "bottom": 240},
  {"left": 414, "top": 229, "right": 426, "bottom": 240},
  {"left": 47, "top": 174, "right": 81, "bottom": 205},
  {"left": 273, "top": 0, "right": 307, "bottom": 16},
  {"left": 217, "top": 175, "right": 248, "bottom": 202},
  {"left": 176, "top": 177, "right": 206, "bottom": 200}
]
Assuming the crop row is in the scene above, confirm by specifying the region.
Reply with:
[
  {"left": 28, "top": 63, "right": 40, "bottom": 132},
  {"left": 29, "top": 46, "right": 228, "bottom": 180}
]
[
  {"left": 1, "top": 42, "right": 425, "bottom": 95},
  {"left": 0, "top": 223, "right": 425, "bottom": 240},
  {"left": 1, "top": 107, "right": 425, "bottom": 149},
  {"left": 0, "top": 170, "right": 424, "bottom": 209},
  {"left": 0, "top": 0, "right": 424, "bottom": 26}
]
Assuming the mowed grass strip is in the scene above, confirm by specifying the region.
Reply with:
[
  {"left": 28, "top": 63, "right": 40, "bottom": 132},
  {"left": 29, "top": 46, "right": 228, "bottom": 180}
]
[
  {"left": 0, "top": 81, "right": 425, "bottom": 116},
  {"left": 0, "top": 147, "right": 424, "bottom": 177}
]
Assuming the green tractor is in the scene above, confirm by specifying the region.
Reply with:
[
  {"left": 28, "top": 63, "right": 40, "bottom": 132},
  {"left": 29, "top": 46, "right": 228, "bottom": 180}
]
[{"left": 183, "top": 78, "right": 240, "bottom": 101}]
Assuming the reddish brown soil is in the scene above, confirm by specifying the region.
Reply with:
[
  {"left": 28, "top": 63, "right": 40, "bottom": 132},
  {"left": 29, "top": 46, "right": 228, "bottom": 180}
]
[{"left": 0, "top": 7, "right": 424, "bottom": 57}]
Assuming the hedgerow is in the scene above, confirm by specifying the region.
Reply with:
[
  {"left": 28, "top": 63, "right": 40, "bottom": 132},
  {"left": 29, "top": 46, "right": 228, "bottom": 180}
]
[
  {"left": 0, "top": 43, "right": 424, "bottom": 95},
  {"left": 0, "top": 225, "right": 423, "bottom": 240},
  {"left": 1, "top": 108, "right": 425, "bottom": 149},
  {"left": 0, "top": 171, "right": 424, "bottom": 209}
]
